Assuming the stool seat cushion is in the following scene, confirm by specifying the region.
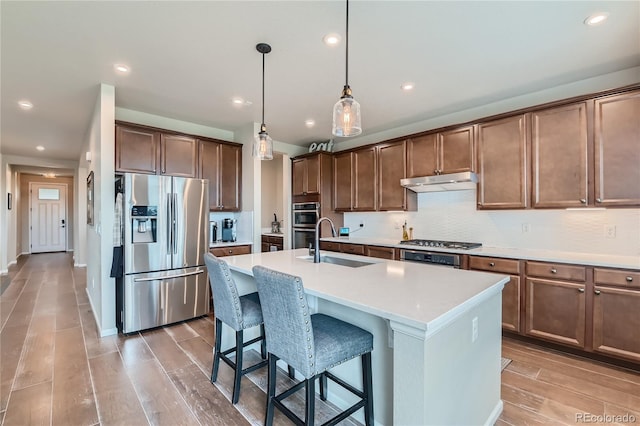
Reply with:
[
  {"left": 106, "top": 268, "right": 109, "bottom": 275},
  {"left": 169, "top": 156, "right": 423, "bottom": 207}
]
[
  {"left": 312, "top": 313, "right": 373, "bottom": 374},
  {"left": 240, "top": 292, "right": 263, "bottom": 329}
]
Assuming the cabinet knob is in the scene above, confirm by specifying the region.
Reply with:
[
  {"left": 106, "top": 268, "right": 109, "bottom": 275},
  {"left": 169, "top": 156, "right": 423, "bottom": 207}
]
[
  {"left": 627, "top": 276, "right": 634, "bottom": 282},
  {"left": 489, "top": 262, "right": 495, "bottom": 267},
  {"left": 434, "top": 169, "right": 438, "bottom": 175},
  {"left": 594, "top": 290, "right": 601, "bottom": 295},
  {"left": 579, "top": 199, "right": 586, "bottom": 204},
  {"left": 550, "top": 268, "right": 557, "bottom": 274},
  {"left": 596, "top": 198, "right": 602, "bottom": 203},
  {"left": 578, "top": 288, "right": 585, "bottom": 293}
]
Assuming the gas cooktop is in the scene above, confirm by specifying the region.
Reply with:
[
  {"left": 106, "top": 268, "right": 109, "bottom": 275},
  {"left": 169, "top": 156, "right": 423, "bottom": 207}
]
[{"left": 399, "top": 239, "right": 482, "bottom": 250}]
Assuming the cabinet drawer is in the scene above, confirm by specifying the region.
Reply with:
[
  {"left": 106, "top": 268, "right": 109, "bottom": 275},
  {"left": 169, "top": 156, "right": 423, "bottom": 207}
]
[
  {"left": 341, "top": 243, "right": 365, "bottom": 255},
  {"left": 366, "top": 245, "right": 396, "bottom": 260},
  {"left": 262, "top": 235, "right": 283, "bottom": 244},
  {"left": 210, "top": 245, "right": 251, "bottom": 257},
  {"left": 319, "top": 241, "right": 341, "bottom": 252},
  {"left": 526, "top": 261, "right": 586, "bottom": 282},
  {"left": 469, "top": 256, "right": 520, "bottom": 274},
  {"left": 594, "top": 268, "right": 640, "bottom": 289}
]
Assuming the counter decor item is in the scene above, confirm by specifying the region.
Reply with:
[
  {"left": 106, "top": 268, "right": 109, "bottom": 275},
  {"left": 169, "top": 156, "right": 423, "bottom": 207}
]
[
  {"left": 402, "top": 220, "right": 409, "bottom": 240},
  {"left": 271, "top": 213, "right": 280, "bottom": 233}
]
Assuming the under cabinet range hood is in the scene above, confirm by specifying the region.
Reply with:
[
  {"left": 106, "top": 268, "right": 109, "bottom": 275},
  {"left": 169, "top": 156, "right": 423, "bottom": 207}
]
[{"left": 400, "top": 171, "right": 478, "bottom": 193}]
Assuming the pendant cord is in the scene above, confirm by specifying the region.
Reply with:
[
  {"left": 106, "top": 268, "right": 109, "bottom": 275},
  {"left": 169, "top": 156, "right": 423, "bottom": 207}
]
[
  {"left": 261, "top": 52, "right": 265, "bottom": 126},
  {"left": 345, "top": 0, "right": 349, "bottom": 88}
]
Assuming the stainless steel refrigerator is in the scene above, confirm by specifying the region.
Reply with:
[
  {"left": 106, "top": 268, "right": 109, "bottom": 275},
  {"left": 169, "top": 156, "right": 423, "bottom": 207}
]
[{"left": 118, "top": 173, "right": 210, "bottom": 333}]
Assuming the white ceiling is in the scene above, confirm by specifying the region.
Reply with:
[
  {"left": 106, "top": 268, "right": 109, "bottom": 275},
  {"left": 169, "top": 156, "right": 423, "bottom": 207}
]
[{"left": 2, "top": 1, "right": 639, "bottom": 162}]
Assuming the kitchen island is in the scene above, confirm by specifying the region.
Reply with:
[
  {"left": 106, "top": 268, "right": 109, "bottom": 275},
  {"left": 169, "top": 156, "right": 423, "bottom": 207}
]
[{"left": 221, "top": 249, "right": 509, "bottom": 425}]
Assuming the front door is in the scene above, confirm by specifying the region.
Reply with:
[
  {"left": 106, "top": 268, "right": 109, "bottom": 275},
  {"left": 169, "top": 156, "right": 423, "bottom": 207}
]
[{"left": 31, "top": 183, "right": 67, "bottom": 253}]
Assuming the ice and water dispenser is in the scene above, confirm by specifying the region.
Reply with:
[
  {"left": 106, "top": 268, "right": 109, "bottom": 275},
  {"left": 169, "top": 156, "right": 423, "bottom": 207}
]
[{"left": 131, "top": 206, "right": 157, "bottom": 243}]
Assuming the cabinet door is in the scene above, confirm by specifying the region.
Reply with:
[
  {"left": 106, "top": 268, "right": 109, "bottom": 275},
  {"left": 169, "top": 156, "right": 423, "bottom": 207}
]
[
  {"left": 525, "top": 278, "right": 586, "bottom": 348},
  {"left": 333, "top": 152, "right": 353, "bottom": 211},
  {"left": 353, "top": 147, "right": 377, "bottom": 211},
  {"left": 219, "top": 144, "right": 242, "bottom": 211},
  {"left": 438, "top": 125, "right": 475, "bottom": 174},
  {"left": 378, "top": 141, "right": 407, "bottom": 211},
  {"left": 199, "top": 140, "right": 221, "bottom": 210},
  {"left": 502, "top": 275, "right": 521, "bottom": 333},
  {"left": 592, "top": 286, "right": 640, "bottom": 363},
  {"left": 407, "top": 134, "right": 438, "bottom": 177},
  {"left": 531, "top": 102, "right": 589, "bottom": 208},
  {"left": 476, "top": 115, "right": 529, "bottom": 209},
  {"left": 161, "top": 134, "right": 198, "bottom": 177},
  {"left": 305, "top": 155, "right": 320, "bottom": 195},
  {"left": 115, "top": 125, "right": 160, "bottom": 174},
  {"left": 594, "top": 91, "right": 640, "bottom": 207},
  {"left": 292, "top": 159, "right": 306, "bottom": 196}
]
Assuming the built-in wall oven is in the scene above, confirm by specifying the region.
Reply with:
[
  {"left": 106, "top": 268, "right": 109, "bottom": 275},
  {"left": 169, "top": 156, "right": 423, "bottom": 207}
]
[{"left": 292, "top": 202, "right": 320, "bottom": 249}]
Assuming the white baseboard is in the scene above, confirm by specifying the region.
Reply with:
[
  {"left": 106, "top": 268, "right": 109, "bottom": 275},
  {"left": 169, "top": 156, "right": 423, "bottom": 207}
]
[
  {"left": 74, "top": 263, "right": 87, "bottom": 268},
  {"left": 8, "top": 260, "right": 17, "bottom": 267},
  {"left": 19, "top": 252, "right": 29, "bottom": 257},
  {"left": 101, "top": 327, "right": 118, "bottom": 337},
  {"left": 85, "top": 287, "right": 118, "bottom": 338},
  {"left": 484, "top": 400, "right": 504, "bottom": 426},
  {"left": 67, "top": 249, "right": 74, "bottom": 252},
  {"left": 0, "top": 269, "right": 8, "bottom": 276}
]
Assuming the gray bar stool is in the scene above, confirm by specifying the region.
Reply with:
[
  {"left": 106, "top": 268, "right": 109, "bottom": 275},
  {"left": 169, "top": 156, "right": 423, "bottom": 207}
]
[
  {"left": 253, "top": 265, "right": 374, "bottom": 426},
  {"left": 205, "top": 252, "right": 268, "bottom": 404}
]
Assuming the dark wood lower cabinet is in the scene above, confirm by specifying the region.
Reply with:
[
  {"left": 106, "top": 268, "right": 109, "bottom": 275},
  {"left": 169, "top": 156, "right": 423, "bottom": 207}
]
[
  {"left": 592, "top": 286, "right": 640, "bottom": 363},
  {"left": 210, "top": 245, "right": 251, "bottom": 257},
  {"left": 365, "top": 245, "right": 396, "bottom": 260}
]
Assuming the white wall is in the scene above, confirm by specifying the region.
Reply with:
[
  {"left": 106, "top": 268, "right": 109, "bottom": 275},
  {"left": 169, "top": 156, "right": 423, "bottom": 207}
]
[
  {"left": 260, "top": 156, "right": 283, "bottom": 229},
  {"left": 344, "top": 190, "right": 640, "bottom": 256}
]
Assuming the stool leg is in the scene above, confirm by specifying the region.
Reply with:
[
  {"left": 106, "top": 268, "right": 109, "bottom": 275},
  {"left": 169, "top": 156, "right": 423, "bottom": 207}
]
[
  {"left": 305, "top": 377, "right": 316, "bottom": 426},
  {"left": 211, "top": 318, "right": 222, "bottom": 383},
  {"left": 319, "top": 372, "right": 327, "bottom": 401},
  {"left": 231, "top": 329, "right": 244, "bottom": 404},
  {"left": 362, "top": 352, "right": 374, "bottom": 426},
  {"left": 265, "top": 354, "right": 276, "bottom": 426},
  {"left": 260, "top": 324, "right": 267, "bottom": 359},
  {"left": 287, "top": 365, "right": 295, "bottom": 379}
]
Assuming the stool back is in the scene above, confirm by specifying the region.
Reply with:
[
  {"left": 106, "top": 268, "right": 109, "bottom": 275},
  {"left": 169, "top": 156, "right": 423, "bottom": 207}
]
[
  {"left": 252, "top": 265, "right": 316, "bottom": 377},
  {"left": 204, "top": 252, "right": 244, "bottom": 331}
]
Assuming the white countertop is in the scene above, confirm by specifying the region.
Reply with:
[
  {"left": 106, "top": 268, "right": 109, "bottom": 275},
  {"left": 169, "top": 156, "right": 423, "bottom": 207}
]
[
  {"left": 210, "top": 240, "right": 253, "bottom": 248},
  {"left": 321, "top": 237, "right": 640, "bottom": 270},
  {"left": 223, "top": 249, "right": 507, "bottom": 332}
]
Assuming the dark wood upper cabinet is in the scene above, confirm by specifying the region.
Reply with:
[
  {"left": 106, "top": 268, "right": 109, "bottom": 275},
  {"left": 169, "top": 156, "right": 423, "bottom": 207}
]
[
  {"left": 594, "top": 90, "right": 640, "bottom": 207},
  {"left": 378, "top": 141, "right": 415, "bottom": 211},
  {"left": 199, "top": 140, "right": 220, "bottom": 211},
  {"left": 531, "top": 102, "right": 589, "bottom": 208},
  {"left": 407, "top": 134, "right": 438, "bottom": 177},
  {"left": 199, "top": 140, "right": 242, "bottom": 212},
  {"left": 333, "top": 152, "right": 353, "bottom": 211},
  {"left": 352, "top": 146, "right": 377, "bottom": 211},
  {"left": 292, "top": 155, "right": 320, "bottom": 196},
  {"left": 438, "top": 125, "right": 476, "bottom": 174},
  {"left": 476, "top": 114, "right": 529, "bottom": 209},
  {"left": 161, "top": 134, "right": 198, "bottom": 178},
  {"left": 115, "top": 124, "right": 160, "bottom": 174}
]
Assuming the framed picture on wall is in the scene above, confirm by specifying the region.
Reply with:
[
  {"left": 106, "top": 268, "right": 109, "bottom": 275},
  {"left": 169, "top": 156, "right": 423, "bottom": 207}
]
[
  {"left": 87, "top": 171, "right": 94, "bottom": 226},
  {"left": 7, "top": 193, "right": 12, "bottom": 210}
]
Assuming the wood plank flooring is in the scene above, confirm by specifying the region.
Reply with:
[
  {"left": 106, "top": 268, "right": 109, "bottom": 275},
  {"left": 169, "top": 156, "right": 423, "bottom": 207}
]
[{"left": 1, "top": 252, "right": 639, "bottom": 425}]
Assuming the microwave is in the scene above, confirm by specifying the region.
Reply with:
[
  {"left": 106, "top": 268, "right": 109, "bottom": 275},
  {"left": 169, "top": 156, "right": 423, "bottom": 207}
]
[{"left": 292, "top": 202, "right": 319, "bottom": 228}]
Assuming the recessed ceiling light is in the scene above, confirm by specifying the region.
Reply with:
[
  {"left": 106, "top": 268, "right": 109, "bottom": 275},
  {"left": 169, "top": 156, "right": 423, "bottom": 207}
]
[
  {"left": 584, "top": 12, "right": 609, "bottom": 26},
  {"left": 114, "top": 63, "right": 130, "bottom": 74},
  {"left": 36, "top": 145, "right": 45, "bottom": 151},
  {"left": 305, "top": 119, "right": 316, "bottom": 128},
  {"left": 231, "top": 97, "right": 252, "bottom": 107},
  {"left": 323, "top": 33, "right": 341, "bottom": 46},
  {"left": 18, "top": 100, "right": 33, "bottom": 110},
  {"left": 401, "top": 82, "right": 415, "bottom": 91},
  {"left": 42, "top": 172, "right": 56, "bottom": 179}
]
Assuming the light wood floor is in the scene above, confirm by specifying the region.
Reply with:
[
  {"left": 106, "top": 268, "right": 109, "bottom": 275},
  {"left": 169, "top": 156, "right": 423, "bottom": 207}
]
[{"left": 1, "top": 253, "right": 639, "bottom": 425}]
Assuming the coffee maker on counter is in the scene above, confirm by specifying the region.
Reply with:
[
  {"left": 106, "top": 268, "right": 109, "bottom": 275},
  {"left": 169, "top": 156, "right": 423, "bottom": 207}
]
[{"left": 221, "top": 218, "right": 237, "bottom": 242}]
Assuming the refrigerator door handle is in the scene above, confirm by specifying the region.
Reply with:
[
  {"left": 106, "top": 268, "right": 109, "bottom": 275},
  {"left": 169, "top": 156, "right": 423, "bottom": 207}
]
[
  {"left": 167, "top": 194, "right": 173, "bottom": 254},
  {"left": 133, "top": 270, "right": 205, "bottom": 282},
  {"left": 173, "top": 192, "right": 178, "bottom": 254}
]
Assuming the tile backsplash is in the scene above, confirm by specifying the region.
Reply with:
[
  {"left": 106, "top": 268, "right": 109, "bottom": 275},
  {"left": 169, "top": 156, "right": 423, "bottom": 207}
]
[{"left": 343, "top": 190, "right": 640, "bottom": 256}]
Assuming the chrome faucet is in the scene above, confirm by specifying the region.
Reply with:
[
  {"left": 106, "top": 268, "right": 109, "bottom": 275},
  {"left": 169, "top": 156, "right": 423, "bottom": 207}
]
[{"left": 314, "top": 217, "right": 337, "bottom": 263}]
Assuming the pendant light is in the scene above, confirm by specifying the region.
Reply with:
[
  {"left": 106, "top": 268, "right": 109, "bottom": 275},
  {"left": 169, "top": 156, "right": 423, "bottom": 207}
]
[
  {"left": 332, "top": 0, "right": 362, "bottom": 137},
  {"left": 253, "top": 43, "right": 273, "bottom": 160}
]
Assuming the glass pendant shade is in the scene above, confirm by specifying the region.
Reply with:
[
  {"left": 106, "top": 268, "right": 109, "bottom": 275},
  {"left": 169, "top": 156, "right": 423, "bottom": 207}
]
[
  {"left": 253, "top": 127, "right": 273, "bottom": 160},
  {"left": 332, "top": 90, "right": 362, "bottom": 137}
]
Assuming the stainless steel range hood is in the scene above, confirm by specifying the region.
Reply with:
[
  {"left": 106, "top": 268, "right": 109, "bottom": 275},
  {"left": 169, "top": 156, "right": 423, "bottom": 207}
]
[{"left": 400, "top": 171, "right": 478, "bottom": 193}]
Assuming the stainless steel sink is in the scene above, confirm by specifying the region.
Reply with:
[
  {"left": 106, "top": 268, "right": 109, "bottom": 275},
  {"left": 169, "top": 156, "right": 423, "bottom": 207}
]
[{"left": 297, "top": 255, "right": 375, "bottom": 268}]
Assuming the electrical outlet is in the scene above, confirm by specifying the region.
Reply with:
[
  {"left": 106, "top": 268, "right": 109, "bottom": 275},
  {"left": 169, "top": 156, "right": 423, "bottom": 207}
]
[
  {"left": 471, "top": 317, "right": 478, "bottom": 343},
  {"left": 394, "top": 221, "right": 402, "bottom": 230},
  {"left": 359, "top": 222, "right": 365, "bottom": 228},
  {"left": 522, "top": 223, "right": 531, "bottom": 233},
  {"left": 604, "top": 225, "right": 616, "bottom": 239}
]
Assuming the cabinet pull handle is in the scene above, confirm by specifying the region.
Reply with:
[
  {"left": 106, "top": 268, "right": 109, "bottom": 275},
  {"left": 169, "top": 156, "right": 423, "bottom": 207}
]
[
  {"left": 579, "top": 199, "right": 586, "bottom": 204},
  {"left": 550, "top": 268, "right": 557, "bottom": 274},
  {"left": 229, "top": 249, "right": 233, "bottom": 254},
  {"left": 626, "top": 276, "right": 633, "bottom": 282},
  {"left": 489, "top": 262, "right": 495, "bottom": 267},
  {"left": 594, "top": 290, "right": 601, "bottom": 295},
  {"left": 596, "top": 198, "right": 602, "bottom": 203},
  {"left": 578, "top": 288, "right": 585, "bottom": 293},
  {"left": 434, "top": 169, "right": 438, "bottom": 175}
]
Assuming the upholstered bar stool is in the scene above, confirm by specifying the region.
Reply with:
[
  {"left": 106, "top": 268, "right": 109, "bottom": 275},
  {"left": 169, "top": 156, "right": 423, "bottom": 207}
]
[
  {"left": 253, "top": 265, "right": 374, "bottom": 426},
  {"left": 204, "top": 252, "right": 268, "bottom": 404}
]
